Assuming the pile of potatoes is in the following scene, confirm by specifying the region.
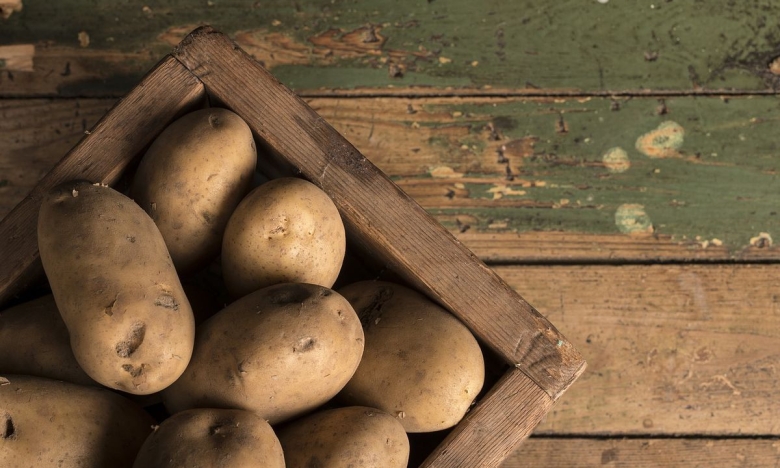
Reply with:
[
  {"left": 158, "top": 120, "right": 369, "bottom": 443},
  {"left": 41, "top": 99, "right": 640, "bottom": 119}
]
[{"left": 0, "top": 108, "right": 486, "bottom": 467}]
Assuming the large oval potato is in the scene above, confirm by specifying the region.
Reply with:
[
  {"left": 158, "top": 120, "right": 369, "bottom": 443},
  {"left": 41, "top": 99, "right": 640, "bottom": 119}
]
[
  {"left": 131, "top": 108, "right": 257, "bottom": 274},
  {"left": 338, "top": 281, "right": 485, "bottom": 432},
  {"left": 277, "top": 406, "right": 409, "bottom": 468},
  {"left": 132, "top": 408, "right": 284, "bottom": 468},
  {"left": 0, "top": 295, "right": 94, "bottom": 386},
  {"left": 37, "top": 181, "right": 195, "bottom": 395},
  {"left": 222, "top": 177, "right": 346, "bottom": 298},
  {"left": 163, "top": 282, "right": 364, "bottom": 424},
  {"left": 0, "top": 375, "right": 154, "bottom": 468}
]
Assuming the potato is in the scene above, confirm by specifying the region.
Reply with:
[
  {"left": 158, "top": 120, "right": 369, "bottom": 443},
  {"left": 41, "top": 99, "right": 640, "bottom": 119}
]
[
  {"left": 0, "top": 374, "right": 154, "bottom": 468},
  {"left": 338, "top": 281, "right": 485, "bottom": 432},
  {"left": 131, "top": 108, "right": 257, "bottom": 274},
  {"left": 37, "top": 181, "right": 195, "bottom": 395},
  {"left": 0, "top": 295, "right": 94, "bottom": 386},
  {"left": 132, "top": 408, "right": 284, "bottom": 468},
  {"left": 222, "top": 177, "right": 346, "bottom": 298},
  {"left": 163, "top": 282, "right": 363, "bottom": 424},
  {"left": 277, "top": 406, "right": 409, "bottom": 468}
]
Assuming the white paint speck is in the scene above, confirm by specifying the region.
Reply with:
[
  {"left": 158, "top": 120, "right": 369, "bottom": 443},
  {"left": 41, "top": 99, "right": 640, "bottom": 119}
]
[
  {"left": 602, "top": 147, "right": 630, "bottom": 173},
  {"left": 615, "top": 204, "right": 654, "bottom": 235}
]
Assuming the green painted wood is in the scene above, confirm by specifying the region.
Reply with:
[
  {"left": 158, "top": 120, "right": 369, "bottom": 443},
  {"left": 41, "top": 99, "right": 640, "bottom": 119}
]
[
  {"left": 2, "top": 95, "right": 779, "bottom": 261},
  {"left": 309, "top": 94, "right": 780, "bottom": 258},
  {"left": 2, "top": 0, "right": 780, "bottom": 96}
]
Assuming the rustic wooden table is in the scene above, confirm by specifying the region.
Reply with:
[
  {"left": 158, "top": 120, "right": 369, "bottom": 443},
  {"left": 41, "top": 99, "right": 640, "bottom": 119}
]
[{"left": 2, "top": 1, "right": 779, "bottom": 466}]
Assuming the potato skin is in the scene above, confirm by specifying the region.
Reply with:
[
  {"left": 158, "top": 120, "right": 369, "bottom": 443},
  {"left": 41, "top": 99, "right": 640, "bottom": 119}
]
[
  {"left": 132, "top": 408, "right": 284, "bottom": 468},
  {"left": 163, "top": 283, "right": 364, "bottom": 424},
  {"left": 0, "top": 374, "right": 154, "bottom": 468},
  {"left": 338, "top": 281, "right": 485, "bottom": 432},
  {"left": 0, "top": 295, "right": 94, "bottom": 386},
  {"left": 37, "top": 181, "right": 195, "bottom": 395},
  {"left": 131, "top": 108, "right": 257, "bottom": 274},
  {"left": 278, "top": 406, "right": 409, "bottom": 468},
  {"left": 222, "top": 177, "right": 346, "bottom": 298}
]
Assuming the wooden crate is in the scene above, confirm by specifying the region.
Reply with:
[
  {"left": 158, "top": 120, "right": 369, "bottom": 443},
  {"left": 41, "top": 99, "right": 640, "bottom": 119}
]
[{"left": 0, "top": 27, "right": 585, "bottom": 467}]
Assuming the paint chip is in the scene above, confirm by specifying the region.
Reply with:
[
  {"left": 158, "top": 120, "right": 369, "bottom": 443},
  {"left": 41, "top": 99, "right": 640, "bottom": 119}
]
[
  {"left": 635, "top": 121, "right": 685, "bottom": 158},
  {"left": 615, "top": 204, "right": 654, "bottom": 235},
  {"left": 0, "top": 44, "right": 34, "bottom": 72},
  {"left": 487, "top": 184, "right": 526, "bottom": 200},
  {"left": 0, "top": 0, "right": 22, "bottom": 20},
  {"left": 78, "top": 31, "right": 90, "bottom": 48},
  {"left": 750, "top": 232, "right": 773, "bottom": 248},
  {"left": 602, "top": 147, "right": 630, "bottom": 173},
  {"left": 769, "top": 57, "right": 780, "bottom": 76},
  {"left": 429, "top": 166, "right": 464, "bottom": 178}
]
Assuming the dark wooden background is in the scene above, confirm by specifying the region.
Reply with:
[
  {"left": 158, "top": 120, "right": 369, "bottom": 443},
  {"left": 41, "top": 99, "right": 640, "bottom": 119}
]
[{"left": 1, "top": 1, "right": 779, "bottom": 466}]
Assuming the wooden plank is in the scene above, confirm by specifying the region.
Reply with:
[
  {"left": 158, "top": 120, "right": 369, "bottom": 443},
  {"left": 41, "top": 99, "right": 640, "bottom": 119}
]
[
  {"left": 0, "top": 56, "right": 205, "bottom": 308},
  {"left": 2, "top": 1, "right": 780, "bottom": 96},
  {"left": 3, "top": 94, "right": 780, "bottom": 262},
  {"left": 493, "top": 264, "right": 780, "bottom": 435},
  {"left": 505, "top": 438, "right": 780, "bottom": 467},
  {"left": 0, "top": 99, "right": 115, "bottom": 217},
  {"left": 422, "top": 369, "right": 553, "bottom": 468},
  {"left": 307, "top": 95, "right": 780, "bottom": 261},
  {"left": 173, "top": 27, "right": 585, "bottom": 399}
]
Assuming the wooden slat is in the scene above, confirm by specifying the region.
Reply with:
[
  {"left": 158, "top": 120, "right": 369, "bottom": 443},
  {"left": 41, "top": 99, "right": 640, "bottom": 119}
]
[
  {"left": 0, "top": 56, "right": 205, "bottom": 308},
  {"left": 494, "top": 264, "right": 780, "bottom": 435},
  {"left": 173, "top": 27, "right": 585, "bottom": 399},
  {"left": 2, "top": 1, "right": 780, "bottom": 96},
  {"left": 0, "top": 99, "right": 115, "bottom": 217},
  {"left": 3, "top": 94, "right": 780, "bottom": 262},
  {"left": 422, "top": 369, "right": 553, "bottom": 468},
  {"left": 505, "top": 438, "right": 780, "bottom": 467}
]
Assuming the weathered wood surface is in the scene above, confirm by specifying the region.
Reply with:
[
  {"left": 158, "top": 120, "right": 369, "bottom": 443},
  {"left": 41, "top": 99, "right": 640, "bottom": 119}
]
[
  {"left": 500, "top": 264, "right": 780, "bottom": 435},
  {"left": 505, "top": 438, "right": 780, "bottom": 467},
  {"left": 2, "top": 0, "right": 780, "bottom": 96},
  {"left": 0, "top": 56, "right": 205, "bottom": 307},
  {"left": 4, "top": 95, "right": 780, "bottom": 262},
  {"left": 423, "top": 369, "right": 553, "bottom": 468}
]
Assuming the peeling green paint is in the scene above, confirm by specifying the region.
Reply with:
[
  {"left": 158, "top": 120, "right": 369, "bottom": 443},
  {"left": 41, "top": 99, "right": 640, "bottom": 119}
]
[
  {"left": 3, "top": 0, "right": 780, "bottom": 95},
  {"left": 410, "top": 95, "right": 780, "bottom": 251}
]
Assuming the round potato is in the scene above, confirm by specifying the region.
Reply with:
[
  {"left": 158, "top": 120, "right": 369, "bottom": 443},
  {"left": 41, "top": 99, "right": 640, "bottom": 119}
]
[
  {"left": 163, "top": 283, "right": 363, "bottom": 424},
  {"left": 0, "top": 374, "right": 154, "bottom": 468},
  {"left": 278, "top": 406, "right": 409, "bottom": 468},
  {"left": 221, "top": 177, "right": 346, "bottom": 298},
  {"left": 338, "top": 281, "right": 485, "bottom": 432},
  {"left": 132, "top": 408, "right": 284, "bottom": 468},
  {"left": 37, "top": 181, "right": 195, "bottom": 395},
  {"left": 0, "top": 295, "right": 94, "bottom": 386},
  {"left": 131, "top": 107, "right": 257, "bottom": 274}
]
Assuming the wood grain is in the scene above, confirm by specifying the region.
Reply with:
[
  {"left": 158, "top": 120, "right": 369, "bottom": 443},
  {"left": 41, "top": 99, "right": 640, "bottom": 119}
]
[
  {"left": 505, "top": 438, "right": 780, "bottom": 467},
  {"left": 496, "top": 264, "right": 780, "bottom": 435},
  {"left": 422, "top": 369, "right": 553, "bottom": 468},
  {"left": 2, "top": 0, "right": 780, "bottom": 96},
  {"left": 173, "top": 27, "right": 585, "bottom": 399},
  {"left": 3, "top": 94, "right": 780, "bottom": 262},
  {"left": 0, "top": 56, "right": 205, "bottom": 307},
  {"left": 0, "top": 99, "right": 114, "bottom": 217}
]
